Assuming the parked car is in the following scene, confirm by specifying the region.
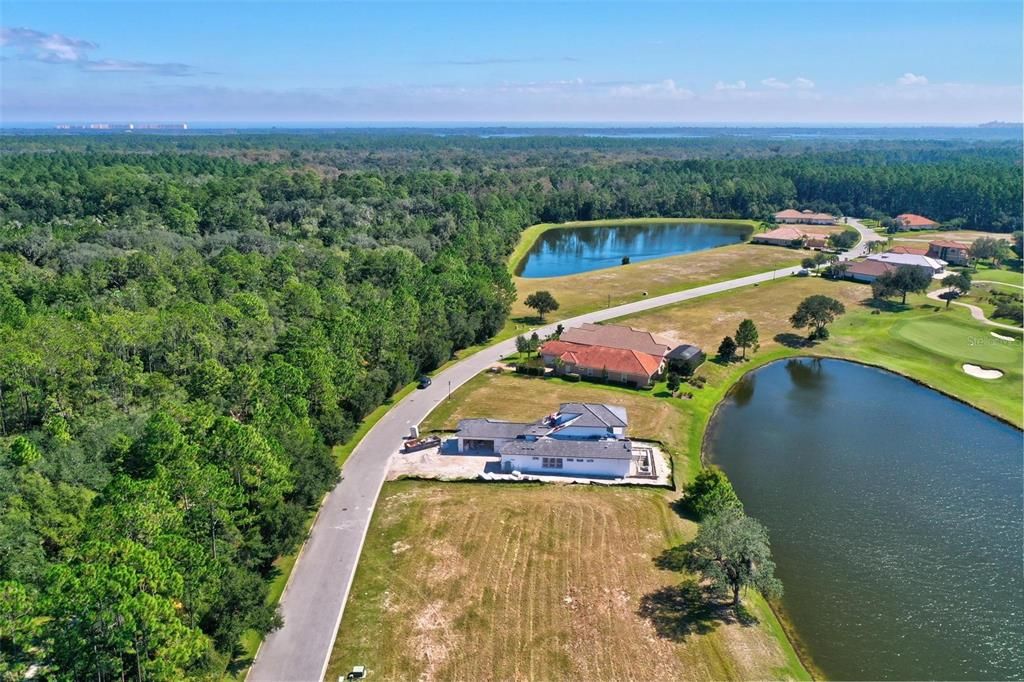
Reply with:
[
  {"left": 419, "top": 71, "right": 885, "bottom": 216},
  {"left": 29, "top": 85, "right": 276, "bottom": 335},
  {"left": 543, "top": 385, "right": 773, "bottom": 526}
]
[
  {"left": 796, "top": 269, "right": 810, "bottom": 277},
  {"left": 417, "top": 375, "right": 432, "bottom": 389}
]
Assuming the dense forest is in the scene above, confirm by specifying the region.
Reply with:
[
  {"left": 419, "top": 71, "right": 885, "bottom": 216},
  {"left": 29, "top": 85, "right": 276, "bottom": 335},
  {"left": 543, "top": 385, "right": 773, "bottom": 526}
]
[{"left": 0, "top": 133, "right": 1020, "bottom": 679}]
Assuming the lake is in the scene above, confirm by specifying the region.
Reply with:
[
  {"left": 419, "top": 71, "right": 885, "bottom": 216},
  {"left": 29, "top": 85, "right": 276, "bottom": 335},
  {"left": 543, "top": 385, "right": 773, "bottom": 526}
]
[
  {"left": 515, "top": 221, "right": 751, "bottom": 278},
  {"left": 706, "top": 358, "right": 1023, "bottom": 680}
]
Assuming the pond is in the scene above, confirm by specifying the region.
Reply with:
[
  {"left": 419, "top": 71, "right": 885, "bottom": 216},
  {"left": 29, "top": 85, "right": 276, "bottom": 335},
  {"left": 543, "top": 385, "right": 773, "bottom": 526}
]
[
  {"left": 515, "top": 221, "right": 751, "bottom": 278},
  {"left": 706, "top": 358, "right": 1023, "bottom": 680}
]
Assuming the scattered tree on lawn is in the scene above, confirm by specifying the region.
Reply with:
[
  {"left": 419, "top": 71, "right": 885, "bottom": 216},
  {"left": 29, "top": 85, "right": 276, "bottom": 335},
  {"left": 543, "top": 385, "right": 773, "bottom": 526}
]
[
  {"left": 734, "top": 319, "right": 759, "bottom": 358},
  {"left": 828, "top": 228, "right": 859, "bottom": 251},
  {"left": 823, "top": 261, "right": 849, "bottom": 280},
  {"left": 515, "top": 334, "right": 529, "bottom": 357},
  {"left": 683, "top": 466, "right": 743, "bottom": 520},
  {"left": 940, "top": 272, "right": 972, "bottom": 307},
  {"left": 677, "top": 507, "right": 783, "bottom": 608},
  {"left": 524, "top": 290, "right": 559, "bottom": 321},
  {"left": 969, "top": 237, "right": 1003, "bottom": 263},
  {"left": 666, "top": 372, "right": 681, "bottom": 394},
  {"left": 871, "top": 265, "right": 932, "bottom": 304},
  {"left": 717, "top": 336, "right": 738, "bottom": 362},
  {"left": 790, "top": 295, "right": 846, "bottom": 339},
  {"left": 801, "top": 257, "right": 816, "bottom": 270}
]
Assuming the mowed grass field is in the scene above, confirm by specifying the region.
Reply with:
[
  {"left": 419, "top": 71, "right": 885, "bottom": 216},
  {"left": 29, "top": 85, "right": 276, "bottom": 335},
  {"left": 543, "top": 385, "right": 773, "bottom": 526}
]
[
  {"left": 326, "top": 481, "right": 807, "bottom": 682},
  {"left": 508, "top": 218, "right": 802, "bottom": 321},
  {"left": 512, "top": 242, "right": 801, "bottom": 321}
]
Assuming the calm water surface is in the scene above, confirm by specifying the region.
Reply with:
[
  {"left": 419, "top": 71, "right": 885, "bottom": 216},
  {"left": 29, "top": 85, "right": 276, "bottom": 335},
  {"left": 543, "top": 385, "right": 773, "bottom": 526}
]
[
  {"left": 707, "top": 358, "right": 1023, "bottom": 680},
  {"left": 516, "top": 222, "right": 750, "bottom": 278}
]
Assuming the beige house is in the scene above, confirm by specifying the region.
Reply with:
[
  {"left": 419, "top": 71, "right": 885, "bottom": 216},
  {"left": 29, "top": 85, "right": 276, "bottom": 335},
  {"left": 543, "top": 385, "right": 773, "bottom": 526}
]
[{"left": 774, "top": 209, "right": 837, "bottom": 225}]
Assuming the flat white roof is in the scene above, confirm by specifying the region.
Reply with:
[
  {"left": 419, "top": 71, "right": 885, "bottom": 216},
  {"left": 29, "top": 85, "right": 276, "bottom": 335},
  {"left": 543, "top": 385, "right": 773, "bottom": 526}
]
[{"left": 867, "top": 253, "right": 946, "bottom": 269}]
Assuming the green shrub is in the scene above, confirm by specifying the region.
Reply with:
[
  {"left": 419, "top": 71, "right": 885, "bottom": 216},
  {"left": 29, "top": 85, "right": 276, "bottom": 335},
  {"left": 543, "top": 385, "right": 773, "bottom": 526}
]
[
  {"left": 563, "top": 372, "right": 581, "bottom": 382},
  {"left": 683, "top": 466, "right": 744, "bottom": 519}
]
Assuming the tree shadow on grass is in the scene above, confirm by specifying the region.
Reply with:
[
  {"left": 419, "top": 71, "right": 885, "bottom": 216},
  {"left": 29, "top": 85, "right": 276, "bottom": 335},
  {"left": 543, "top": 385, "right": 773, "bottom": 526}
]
[
  {"left": 510, "top": 315, "right": 544, "bottom": 327},
  {"left": 862, "top": 297, "right": 909, "bottom": 313},
  {"left": 773, "top": 333, "right": 813, "bottom": 349},
  {"left": 637, "top": 578, "right": 758, "bottom": 642}
]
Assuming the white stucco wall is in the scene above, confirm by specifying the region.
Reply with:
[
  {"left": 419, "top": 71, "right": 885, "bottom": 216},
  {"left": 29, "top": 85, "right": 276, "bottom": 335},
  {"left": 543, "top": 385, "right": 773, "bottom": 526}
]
[{"left": 500, "top": 453, "right": 632, "bottom": 478}]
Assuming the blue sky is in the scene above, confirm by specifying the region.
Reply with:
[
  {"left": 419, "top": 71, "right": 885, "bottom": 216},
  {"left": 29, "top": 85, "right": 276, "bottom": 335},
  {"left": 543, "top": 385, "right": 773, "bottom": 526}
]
[{"left": 2, "top": 1, "right": 1021, "bottom": 124}]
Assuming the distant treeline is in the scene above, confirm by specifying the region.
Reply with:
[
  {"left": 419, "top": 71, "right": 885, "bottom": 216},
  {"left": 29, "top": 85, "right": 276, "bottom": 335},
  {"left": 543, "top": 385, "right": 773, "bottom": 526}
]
[{"left": 0, "top": 134, "right": 1019, "bottom": 679}]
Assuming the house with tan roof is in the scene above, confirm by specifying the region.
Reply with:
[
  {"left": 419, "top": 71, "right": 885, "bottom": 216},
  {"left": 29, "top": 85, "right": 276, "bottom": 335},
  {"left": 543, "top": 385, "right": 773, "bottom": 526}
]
[
  {"left": 895, "top": 213, "right": 940, "bottom": 230},
  {"left": 558, "top": 323, "right": 673, "bottom": 357},
  {"left": 844, "top": 259, "right": 898, "bottom": 283},
  {"left": 539, "top": 323, "right": 677, "bottom": 387},
  {"left": 751, "top": 226, "right": 807, "bottom": 247},
  {"left": 889, "top": 245, "right": 929, "bottom": 256},
  {"left": 774, "top": 209, "right": 837, "bottom": 225}
]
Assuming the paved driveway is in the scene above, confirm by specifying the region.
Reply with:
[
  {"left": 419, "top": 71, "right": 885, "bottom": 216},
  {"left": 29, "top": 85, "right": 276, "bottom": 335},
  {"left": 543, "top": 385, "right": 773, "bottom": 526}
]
[{"left": 248, "top": 222, "right": 872, "bottom": 682}]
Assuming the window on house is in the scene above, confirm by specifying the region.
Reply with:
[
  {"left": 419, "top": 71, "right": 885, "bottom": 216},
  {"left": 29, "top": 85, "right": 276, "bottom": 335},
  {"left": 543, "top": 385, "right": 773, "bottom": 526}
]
[{"left": 541, "top": 457, "right": 563, "bottom": 469}]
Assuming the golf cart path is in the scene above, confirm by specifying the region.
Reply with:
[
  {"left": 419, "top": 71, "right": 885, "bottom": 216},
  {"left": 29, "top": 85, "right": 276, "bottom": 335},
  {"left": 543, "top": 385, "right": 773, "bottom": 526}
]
[
  {"left": 926, "top": 288, "right": 1023, "bottom": 331},
  {"left": 247, "top": 217, "right": 879, "bottom": 682},
  {"left": 975, "top": 279, "right": 1024, "bottom": 290}
]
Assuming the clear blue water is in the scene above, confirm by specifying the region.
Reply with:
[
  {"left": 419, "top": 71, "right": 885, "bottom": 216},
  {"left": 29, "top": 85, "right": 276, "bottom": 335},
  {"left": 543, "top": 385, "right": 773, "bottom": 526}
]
[
  {"left": 707, "top": 358, "right": 1024, "bottom": 680},
  {"left": 516, "top": 222, "right": 750, "bottom": 278}
]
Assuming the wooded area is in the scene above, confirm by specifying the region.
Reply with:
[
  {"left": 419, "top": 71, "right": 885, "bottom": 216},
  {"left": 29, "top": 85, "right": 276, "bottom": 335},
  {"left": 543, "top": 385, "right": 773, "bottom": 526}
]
[{"left": 0, "top": 133, "right": 1020, "bottom": 679}]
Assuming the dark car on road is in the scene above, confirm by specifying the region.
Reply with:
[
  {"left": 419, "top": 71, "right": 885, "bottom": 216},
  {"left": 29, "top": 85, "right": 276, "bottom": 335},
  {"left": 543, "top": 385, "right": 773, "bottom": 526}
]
[{"left": 417, "top": 375, "right": 432, "bottom": 389}]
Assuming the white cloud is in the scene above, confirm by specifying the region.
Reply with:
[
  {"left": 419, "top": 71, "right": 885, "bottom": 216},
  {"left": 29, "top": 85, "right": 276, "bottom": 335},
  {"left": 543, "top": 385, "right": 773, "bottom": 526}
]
[
  {"left": 714, "top": 80, "right": 747, "bottom": 91},
  {"left": 897, "top": 72, "right": 929, "bottom": 86},
  {"left": 761, "top": 77, "right": 815, "bottom": 90},
  {"left": 608, "top": 79, "right": 694, "bottom": 100},
  {"left": 0, "top": 25, "right": 196, "bottom": 76},
  {"left": 0, "top": 27, "right": 96, "bottom": 62}
]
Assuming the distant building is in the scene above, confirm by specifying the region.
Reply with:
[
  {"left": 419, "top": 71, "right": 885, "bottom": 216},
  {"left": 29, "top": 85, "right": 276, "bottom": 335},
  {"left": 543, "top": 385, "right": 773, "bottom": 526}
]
[
  {"left": 752, "top": 226, "right": 832, "bottom": 249},
  {"left": 751, "top": 226, "right": 807, "bottom": 247},
  {"left": 452, "top": 403, "right": 657, "bottom": 479},
  {"left": 867, "top": 252, "right": 947, "bottom": 276},
  {"left": 927, "top": 240, "right": 970, "bottom": 266},
  {"left": 895, "top": 213, "right": 940, "bottom": 230},
  {"left": 774, "top": 209, "right": 837, "bottom": 225}
]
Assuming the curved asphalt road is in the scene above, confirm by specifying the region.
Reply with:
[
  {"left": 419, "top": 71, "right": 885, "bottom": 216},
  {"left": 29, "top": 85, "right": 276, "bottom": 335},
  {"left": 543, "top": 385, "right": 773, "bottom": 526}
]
[{"left": 248, "top": 218, "right": 879, "bottom": 682}]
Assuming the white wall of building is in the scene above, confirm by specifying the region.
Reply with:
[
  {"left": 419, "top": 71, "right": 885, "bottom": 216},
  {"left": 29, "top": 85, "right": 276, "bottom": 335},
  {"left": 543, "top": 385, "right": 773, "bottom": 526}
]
[{"left": 500, "top": 454, "right": 632, "bottom": 478}]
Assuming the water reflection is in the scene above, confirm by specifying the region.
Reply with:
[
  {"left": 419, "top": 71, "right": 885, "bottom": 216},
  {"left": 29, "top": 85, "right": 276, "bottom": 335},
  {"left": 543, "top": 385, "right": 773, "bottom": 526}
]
[
  {"left": 517, "top": 222, "right": 751, "bottom": 278},
  {"left": 707, "top": 358, "right": 1024, "bottom": 680}
]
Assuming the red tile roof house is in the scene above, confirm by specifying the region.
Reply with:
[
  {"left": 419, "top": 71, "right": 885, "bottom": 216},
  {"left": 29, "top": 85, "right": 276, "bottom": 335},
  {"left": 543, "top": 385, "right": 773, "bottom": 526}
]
[
  {"left": 539, "top": 323, "right": 673, "bottom": 387},
  {"left": 774, "top": 209, "right": 837, "bottom": 225},
  {"left": 927, "top": 240, "right": 970, "bottom": 266},
  {"left": 895, "top": 213, "right": 940, "bottom": 230}
]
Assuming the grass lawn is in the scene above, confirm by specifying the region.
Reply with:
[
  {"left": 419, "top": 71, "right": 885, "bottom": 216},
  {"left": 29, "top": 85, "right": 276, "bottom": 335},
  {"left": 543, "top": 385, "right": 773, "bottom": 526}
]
[
  {"left": 512, "top": 242, "right": 801, "bottom": 321},
  {"left": 969, "top": 264, "right": 1024, "bottom": 287},
  {"left": 326, "top": 481, "right": 808, "bottom": 682},
  {"left": 618, "top": 275, "right": 1023, "bottom": 426},
  {"left": 887, "top": 230, "right": 1014, "bottom": 242}
]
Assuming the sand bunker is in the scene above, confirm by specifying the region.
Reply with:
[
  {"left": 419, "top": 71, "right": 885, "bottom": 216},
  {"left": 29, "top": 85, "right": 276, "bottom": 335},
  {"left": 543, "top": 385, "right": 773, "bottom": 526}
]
[
  {"left": 963, "top": 364, "right": 1003, "bottom": 379},
  {"left": 991, "top": 331, "right": 1016, "bottom": 342}
]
